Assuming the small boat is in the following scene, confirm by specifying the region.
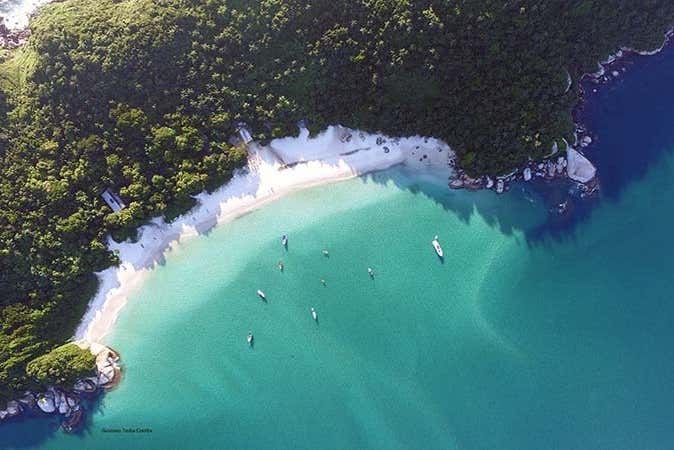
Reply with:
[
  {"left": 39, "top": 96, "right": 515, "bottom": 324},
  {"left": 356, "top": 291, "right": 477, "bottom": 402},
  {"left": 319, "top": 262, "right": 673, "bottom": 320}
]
[
  {"left": 311, "top": 307, "right": 318, "bottom": 321},
  {"left": 431, "top": 235, "right": 444, "bottom": 258},
  {"left": 247, "top": 331, "right": 254, "bottom": 346},
  {"left": 320, "top": 278, "right": 326, "bottom": 286},
  {"left": 257, "top": 289, "right": 266, "bottom": 300},
  {"left": 278, "top": 260, "right": 284, "bottom": 272},
  {"left": 281, "top": 234, "right": 288, "bottom": 247},
  {"left": 322, "top": 249, "right": 329, "bottom": 257},
  {"left": 367, "top": 267, "right": 374, "bottom": 278}
]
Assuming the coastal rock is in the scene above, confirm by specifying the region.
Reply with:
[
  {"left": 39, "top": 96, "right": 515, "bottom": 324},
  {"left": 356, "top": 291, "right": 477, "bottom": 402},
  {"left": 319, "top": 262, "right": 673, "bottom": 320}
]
[
  {"left": 581, "top": 136, "right": 592, "bottom": 147},
  {"left": 556, "top": 157, "right": 565, "bottom": 174},
  {"left": 66, "top": 395, "right": 78, "bottom": 408},
  {"left": 6, "top": 401, "right": 21, "bottom": 417},
  {"left": 523, "top": 167, "right": 532, "bottom": 181},
  {"left": 566, "top": 148, "right": 597, "bottom": 183},
  {"left": 74, "top": 378, "right": 98, "bottom": 394},
  {"left": 37, "top": 395, "right": 56, "bottom": 413},
  {"left": 19, "top": 392, "right": 36, "bottom": 409},
  {"left": 449, "top": 178, "right": 464, "bottom": 189},
  {"left": 496, "top": 179, "right": 504, "bottom": 194}
]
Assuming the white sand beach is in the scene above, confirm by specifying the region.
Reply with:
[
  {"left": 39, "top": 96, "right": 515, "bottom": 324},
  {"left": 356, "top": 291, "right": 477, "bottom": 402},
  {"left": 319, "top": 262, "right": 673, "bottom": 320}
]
[{"left": 75, "top": 125, "right": 455, "bottom": 344}]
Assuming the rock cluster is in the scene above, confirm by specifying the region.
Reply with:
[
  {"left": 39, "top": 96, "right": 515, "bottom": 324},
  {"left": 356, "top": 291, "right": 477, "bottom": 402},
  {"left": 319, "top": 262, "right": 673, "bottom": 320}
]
[
  {"left": 449, "top": 145, "right": 596, "bottom": 195},
  {"left": 0, "top": 344, "right": 121, "bottom": 432}
]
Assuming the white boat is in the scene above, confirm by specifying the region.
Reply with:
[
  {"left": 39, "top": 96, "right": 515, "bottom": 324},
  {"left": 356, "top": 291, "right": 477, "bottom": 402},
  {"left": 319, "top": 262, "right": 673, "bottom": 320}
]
[
  {"left": 311, "top": 307, "right": 318, "bottom": 321},
  {"left": 281, "top": 235, "right": 288, "bottom": 247},
  {"left": 367, "top": 267, "right": 374, "bottom": 278},
  {"left": 322, "top": 249, "right": 329, "bottom": 257},
  {"left": 431, "top": 236, "right": 444, "bottom": 258},
  {"left": 247, "top": 332, "right": 254, "bottom": 346},
  {"left": 257, "top": 289, "right": 266, "bottom": 300}
]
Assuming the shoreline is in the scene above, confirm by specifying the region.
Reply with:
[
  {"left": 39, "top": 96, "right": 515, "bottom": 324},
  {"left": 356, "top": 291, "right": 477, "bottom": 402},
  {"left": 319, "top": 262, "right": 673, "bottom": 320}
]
[
  {"left": 75, "top": 125, "right": 455, "bottom": 345},
  {"left": 573, "top": 27, "right": 674, "bottom": 151}
]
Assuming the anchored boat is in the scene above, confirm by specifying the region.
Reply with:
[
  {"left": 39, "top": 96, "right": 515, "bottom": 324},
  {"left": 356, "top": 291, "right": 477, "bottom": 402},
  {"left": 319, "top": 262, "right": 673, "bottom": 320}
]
[
  {"left": 311, "top": 307, "right": 318, "bottom": 321},
  {"left": 432, "top": 235, "right": 444, "bottom": 258},
  {"left": 247, "top": 331, "right": 254, "bottom": 346},
  {"left": 257, "top": 289, "right": 266, "bottom": 300},
  {"left": 281, "top": 234, "right": 288, "bottom": 248}
]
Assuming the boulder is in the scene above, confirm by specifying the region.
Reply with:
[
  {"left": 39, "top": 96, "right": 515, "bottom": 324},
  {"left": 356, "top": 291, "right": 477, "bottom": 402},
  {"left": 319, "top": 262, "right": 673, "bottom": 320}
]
[
  {"left": 449, "top": 178, "right": 464, "bottom": 189},
  {"left": 66, "top": 395, "right": 79, "bottom": 408},
  {"left": 496, "top": 179, "right": 504, "bottom": 194},
  {"left": 581, "top": 136, "right": 592, "bottom": 147},
  {"left": 556, "top": 157, "right": 565, "bottom": 174},
  {"left": 74, "top": 378, "right": 98, "bottom": 393},
  {"left": 566, "top": 148, "right": 597, "bottom": 183},
  {"left": 6, "top": 401, "right": 21, "bottom": 417},
  {"left": 523, "top": 167, "right": 532, "bottom": 181},
  {"left": 37, "top": 395, "right": 56, "bottom": 414},
  {"left": 19, "top": 392, "right": 36, "bottom": 408}
]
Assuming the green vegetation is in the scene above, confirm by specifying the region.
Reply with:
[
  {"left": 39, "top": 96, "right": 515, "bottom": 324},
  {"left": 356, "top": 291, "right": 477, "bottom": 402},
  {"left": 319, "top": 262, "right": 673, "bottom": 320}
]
[
  {"left": 0, "top": 0, "right": 673, "bottom": 403},
  {"left": 26, "top": 344, "right": 96, "bottom": 387}
]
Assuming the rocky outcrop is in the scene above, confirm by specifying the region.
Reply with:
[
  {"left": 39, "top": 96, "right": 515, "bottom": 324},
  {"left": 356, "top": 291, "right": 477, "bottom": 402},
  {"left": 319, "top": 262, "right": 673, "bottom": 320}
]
[
  {"left": 566, "top": 147, "right": 597, "bottom": 183},
  {"left": 0, "top": 343, "right": 121, "bottom": 432}
]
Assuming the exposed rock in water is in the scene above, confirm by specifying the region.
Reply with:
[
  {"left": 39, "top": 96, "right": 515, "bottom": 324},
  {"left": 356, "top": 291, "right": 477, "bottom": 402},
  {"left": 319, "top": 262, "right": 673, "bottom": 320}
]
[
  {"left": 523, "top": 168, "right": 532, "bottom": 181},
  {"left": 566, "top": 148, "right": 597, "bottom": 183},
  {"left": 37, "top": 394, "right": 56, "bottom": 413},
  {"left": 6, "top": 400, "right": 22, "bottom": 417}
]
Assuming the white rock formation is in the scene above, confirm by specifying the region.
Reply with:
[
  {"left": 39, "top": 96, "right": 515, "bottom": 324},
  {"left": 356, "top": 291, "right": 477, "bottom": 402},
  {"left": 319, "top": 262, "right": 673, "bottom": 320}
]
[
  {"left": 37, "top": 395, "right": 56, "bottom": 413},
  {"left": 566, "top": 148, "right": 597, "bottom": 183},
  {"left": 523, "top": 167, "right": 532, "bottom": 181}
]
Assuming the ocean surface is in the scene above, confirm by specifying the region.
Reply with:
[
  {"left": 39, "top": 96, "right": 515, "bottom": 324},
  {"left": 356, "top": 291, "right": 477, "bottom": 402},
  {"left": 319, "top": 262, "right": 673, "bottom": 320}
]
[{"left": 4, "top": 38, "right": 674, "bottom": 450}]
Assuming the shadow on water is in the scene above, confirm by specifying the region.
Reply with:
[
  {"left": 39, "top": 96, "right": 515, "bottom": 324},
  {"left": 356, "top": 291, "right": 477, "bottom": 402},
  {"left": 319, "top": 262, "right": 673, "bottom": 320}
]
[
  {"left": 356, "top": 41, "right": 674, "bottom": 246},
  {"left": 0, "top": 394, "right": 108, "bottom": 449}
]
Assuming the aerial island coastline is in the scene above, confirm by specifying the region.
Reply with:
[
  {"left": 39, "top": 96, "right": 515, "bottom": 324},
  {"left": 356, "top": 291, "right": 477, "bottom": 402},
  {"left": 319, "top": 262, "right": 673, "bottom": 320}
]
[{"left": 2, "top": 0, "right": 674, "bottom": 438}]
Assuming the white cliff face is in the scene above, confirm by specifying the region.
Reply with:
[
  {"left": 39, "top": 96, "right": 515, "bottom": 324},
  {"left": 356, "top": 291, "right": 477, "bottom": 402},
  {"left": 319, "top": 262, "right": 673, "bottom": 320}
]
[{"left": 566, "top": 148, "right": 597, "bottom": 183}]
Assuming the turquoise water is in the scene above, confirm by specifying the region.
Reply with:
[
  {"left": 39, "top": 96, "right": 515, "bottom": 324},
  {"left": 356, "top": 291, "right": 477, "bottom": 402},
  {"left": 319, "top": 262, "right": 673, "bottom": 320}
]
[{"left": 5, "top": 45, "right": 674, "bottom": 450}]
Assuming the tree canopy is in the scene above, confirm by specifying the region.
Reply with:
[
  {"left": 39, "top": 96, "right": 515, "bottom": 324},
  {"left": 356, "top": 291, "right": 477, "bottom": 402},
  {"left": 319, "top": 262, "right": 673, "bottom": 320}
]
[{"left": 26, "top": 344, "right": 96, "bottom": 387}]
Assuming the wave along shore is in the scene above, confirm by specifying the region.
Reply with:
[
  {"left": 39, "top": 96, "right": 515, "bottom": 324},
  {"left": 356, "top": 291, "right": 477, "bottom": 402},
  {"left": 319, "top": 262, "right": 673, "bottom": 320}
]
[{"left": 75, "top": 125, "right": 455, "bottom": 345}]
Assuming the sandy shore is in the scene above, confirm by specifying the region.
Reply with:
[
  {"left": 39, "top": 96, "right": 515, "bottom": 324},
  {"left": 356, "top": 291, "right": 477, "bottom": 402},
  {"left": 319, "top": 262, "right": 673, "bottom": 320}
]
[{"left": 75, "top": 125, "right": 455, "bottom": 344}]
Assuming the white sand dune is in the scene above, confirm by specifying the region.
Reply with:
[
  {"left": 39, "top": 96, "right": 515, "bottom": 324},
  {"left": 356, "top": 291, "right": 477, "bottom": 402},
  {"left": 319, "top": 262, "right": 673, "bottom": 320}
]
[{"left": 76, "top": 125, "right": 455, "bottom": 344}]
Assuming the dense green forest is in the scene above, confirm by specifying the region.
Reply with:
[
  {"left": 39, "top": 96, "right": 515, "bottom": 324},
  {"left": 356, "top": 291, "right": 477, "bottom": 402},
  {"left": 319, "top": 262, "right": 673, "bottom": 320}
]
[{"left": 1, "top": 0, "right": 673, "bottom": 403}]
